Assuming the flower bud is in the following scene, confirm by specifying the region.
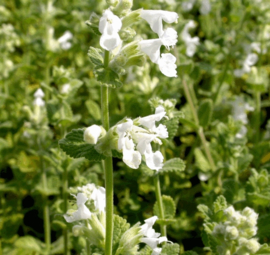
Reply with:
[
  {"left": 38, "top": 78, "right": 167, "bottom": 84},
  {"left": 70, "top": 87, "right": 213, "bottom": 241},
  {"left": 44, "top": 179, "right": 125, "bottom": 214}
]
[
  {"left": 113, "top": 0, "right": 133, "bottom": 17},
  {"left": 225, "top": 226, "right": 239, "bottom": 240},
  {"left": 85, "top": 12, "right": 101, "bottom": 35},
  {"left": 106, "top": 0, "right": 119, "bottom": 7},
  {"left": 87, "top": 214, "right": 105, "bottom": 248},
  {"left": 119, "top": 27, "right": 136, "bottom": 41},
  {"left": 246, "top": 238, "right": 260, "bottom": 253},
  {"left": 121, "top": 9, "right": 141, "bottom": 28},
  {"left": 84, "top": 125, "right": 105, "bottom": 144},
  {"left": 72, "top": 225, "right": 86, "bottom": 236}
]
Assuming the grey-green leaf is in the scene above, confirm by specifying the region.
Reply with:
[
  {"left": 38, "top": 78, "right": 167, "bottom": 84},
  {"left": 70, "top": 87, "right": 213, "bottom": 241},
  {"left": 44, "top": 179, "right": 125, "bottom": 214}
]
[
  {"left": 88, "top": 47, "right": 104, "bottom": 66},
  {"left": 59, "top": 129, "right": 106, "bottom": 162},
  {"left": 197, "top": 99, "right": 213, "bottom": 128},
  {"left": 159, "top": 158, "right": 185, "bottom": 174},
  {"left": 95, "top": 67, "right": 122, "bottom": 88}
]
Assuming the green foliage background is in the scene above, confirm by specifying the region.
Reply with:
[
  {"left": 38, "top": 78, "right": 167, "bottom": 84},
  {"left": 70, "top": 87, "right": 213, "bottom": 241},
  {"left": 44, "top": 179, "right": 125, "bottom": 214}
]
[{"left": 1, "top": 0, "right": 270, "bottom": 254}]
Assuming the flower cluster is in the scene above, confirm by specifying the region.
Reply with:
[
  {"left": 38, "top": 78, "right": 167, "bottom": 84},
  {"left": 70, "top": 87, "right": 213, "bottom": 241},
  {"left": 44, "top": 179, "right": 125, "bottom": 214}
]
[
  {"left": 211, "top": 206, "right": 260, "bottom": 255},
  {"left": 140, "top": 216, "right": 168, "bottom": 255},
  {"left": 64, "top": 183, "right": 105, "bottom": 223},
  {"left": 234, "top": 53, "right": 258, "bottom": 77},
  {"left": 116, "top": 106, "right": 168, "bottom": 170},
  {"left": 139, "top": 10, "right": 178, "bottom": 77},
  {"left": 181, "top": 20, "right": 200, "bottom": 57}
]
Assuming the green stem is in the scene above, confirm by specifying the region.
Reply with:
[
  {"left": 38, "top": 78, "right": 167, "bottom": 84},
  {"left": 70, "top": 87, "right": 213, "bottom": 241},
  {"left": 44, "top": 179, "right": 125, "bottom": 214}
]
[
  {"left": 153, "top": 174, "right": 167, "bottom": 238},
  {"left": 63, "top": 167, "right": 68, "bottom": 255},
  {"left": 182, "top": 79, "right": 216, "bottom": 172},
  {"left": 255, "top": 91, "right": 261, "bottom": 145},
  {"left": 101, "top": 50, "right": 114, "bottom": 255}
]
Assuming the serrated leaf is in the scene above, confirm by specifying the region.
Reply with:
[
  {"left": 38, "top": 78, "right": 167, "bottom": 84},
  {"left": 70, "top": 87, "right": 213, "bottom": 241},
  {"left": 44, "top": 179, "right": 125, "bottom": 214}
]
[
  {"left": 197, "top": 99, "right": 213, "bottom": 128},
  {"left": 213, "top": 195, "right": 227, "bottom": 213},
  {"left": 85, "top": 100, "right": 101, "bottom": 120},
  {"left": 197, "top": 204, "right": 213, "bottom": 221},
  {"left": 154, "top": 195, "right": 176, "bottom": 221},
  {"left": 112, "top": 215, "right": 130, "bottom": 255},
  {"left": 161, "top": 117, "right": 180, "bottom": 139},
  {"left": 59, "top": 129, "right": 106, "bottom": 162},
  {"left": 88, "top": 47, "right": 103, "bottom": 66},
  {"left": 159, "top": 158, "right": 185, "bottom": 174},
  {"left": 95, "top": 67, "right": 122, "bottom": 88},
  {"left": 161, "top": 243, "right": 180, "bottom": 255}
]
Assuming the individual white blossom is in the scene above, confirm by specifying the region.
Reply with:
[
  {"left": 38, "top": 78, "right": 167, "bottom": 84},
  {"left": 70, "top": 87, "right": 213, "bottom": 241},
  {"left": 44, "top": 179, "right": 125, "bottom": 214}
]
[
  {"left": 64, "top": 193, "right": 92, "bottom": 222},
  {"left": 181, "top": 20, "right": 200, "bottom": 57},
  {"left": 140, "top": 216, "right": 167, "bottom": 252},
  {"left": 234, "top": 53, "right": 258, "bottom": 77},
  {"left": 116, "top": 106, "right": 168, "bottom": 170},
  {"left": 140, "top": 10, "right": 178, "bottom": 37},
  {"left": 84, "top": 125, "right": 102, "bottom": 144},
  {"left": 33, "top": 88, "right": 45, "bottom": 107},
  {"left": 99, "top": 9, "right": 122, "bottom": 51},
  {"left": 158, "top": 53, "right": 177, "bottom": 77},
  {"left": 61, "top": 83, "right": 70, "bottom": 94},
  {"left": 58, "top": 31, "right": 73, "bottom": 50},
  {"left": 182, "top": 0, "right": 196, "bottom": 12}
]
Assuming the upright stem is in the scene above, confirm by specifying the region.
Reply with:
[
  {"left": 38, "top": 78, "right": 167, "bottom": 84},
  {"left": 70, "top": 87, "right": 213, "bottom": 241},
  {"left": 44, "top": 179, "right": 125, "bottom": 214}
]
[
  {"left": 182, "top": 79, "right": 216, "bottom": 172},
  {"left": 153, "top": 174, "right": 167, "bottom": 238},
  {"left": 254, "top": 91, "right": 261, "bottom": 145},
  {"left": 101, "top": 50, "right": 114, "bottom": 255},
  {"left": 39, "top": 142, "right": 51, "bottom": 253},
  {"left": 63, "top": 166, "right": 68, "bottom": 255}
]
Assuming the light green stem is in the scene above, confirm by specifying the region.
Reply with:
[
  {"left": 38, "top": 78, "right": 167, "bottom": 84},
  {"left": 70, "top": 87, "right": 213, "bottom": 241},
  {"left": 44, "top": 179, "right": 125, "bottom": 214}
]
[
  {"left": 255, "top": 91, "right": 261, "bottom": 145},
  {"left": 63, "top": 166, "right": 68, "bottom": 255},
  {"left": 182, "top": 79, "right": 216, "bottom": 172},
  {"left": 153, "top": 174, "right": 167, "bottom": 238},
  {"left": 102, "top": 50, "right": 114, "bottom": 255}
]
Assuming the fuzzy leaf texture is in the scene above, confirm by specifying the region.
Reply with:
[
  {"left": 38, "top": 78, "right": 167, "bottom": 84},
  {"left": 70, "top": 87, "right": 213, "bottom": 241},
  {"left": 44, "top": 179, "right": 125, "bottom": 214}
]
[
  {"left": 88, "top": 47, "right": 104, "bottom": 66},
  {"left": 112, "top": 215, "right": 130, "bottom": 255},
  {"left": 197, "top": 99, "right": 213, "bottom": 128},
  {"left": 197, "top": 204, "right": 213, "bottom": 221},
  {"left": 161, "top": 243, "right": 180, "bottom": 255},
  {"left": 59, "top": 129, "right": 106, "bottom": 162},
  {"left": 154, "top": 195, "right": 176, "bottom": 223},
  {"left": 213, "top": 195, "right": 227, "bottom": 213},
  {"left": 159, "top": 158, "right": 185, "bottom": 174},
  {"left": 94, "top": 67, "right": 122, "bottom": 88}
]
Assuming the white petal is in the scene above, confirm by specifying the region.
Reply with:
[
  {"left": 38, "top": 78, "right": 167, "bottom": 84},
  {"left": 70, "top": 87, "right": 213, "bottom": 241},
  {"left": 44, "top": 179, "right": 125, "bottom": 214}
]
[
  {"left": 160, "top": 28, "right": 178, "bottom": 49},
  {"left": 186, "top": 43, "right": 197, "bottom": 57},
  {"left": 99, "top": 9, "right": 122, "bottom": 35},
  {"left": 60, "top": 42, "right": 72, "bottom": 50},
  {"left": 141, "top": 10, "right": 178, "bottom": 36},
  {"left": 158, "top": 53, "right": 177, "bottom": 77},
  {"left": 153, "top": 124, "right": 168, "bottom": 139},
  {"left": 139, "top": 39, "right": 162, "bottom": 63},
  {"left": 64, "top": 204, "right": 91, "bottom": 222},
  {"left": 139, "top": 106, "right": 166, "bottom": 130},
  {"left": 100, "top": 32, "right": 121, "bottom": 51},
  {"left": 145, "top": 150, "right": 164, "bottom": 171},
  {"left": 117, "top": 119, "right": 133, "bottom": 135},
  {"left": 58, "top": 31, "right": 73, "bottom": 43},
  {"left": 141, "top": 237, "right": 159, "bottom": 249},
  {"left": 84, "top": 125, "right": 102, "bottom": 144},
  {"left": 33, "top": 97, "right": 45, "bottom": 106},
  {"left": 76, "top": 193, "right": 88, "bottom": 206},
  {"left": 91, "top": 187, "right": 106, "bottom": 212},
  {"left": 34, "top": 88, "right": 45, "bottom": 98},
  {"left": 245, "top": 53, "right": 258, "bottom": 66},
  {"left": 152, "top": 248, "right": 162, "bottom": 255},
  {"left": 123, "top": 148, "right": 142, "bottom": 169},
  {"left": 200, "top": 0, "right": 211, "bottom": 15}
]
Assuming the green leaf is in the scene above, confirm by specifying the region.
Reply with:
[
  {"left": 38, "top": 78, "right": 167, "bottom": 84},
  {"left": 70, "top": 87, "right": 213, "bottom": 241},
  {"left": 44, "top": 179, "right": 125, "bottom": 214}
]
[
  {"left": 161, "top": 243, "right": 180, "bottom": 255},
  {"left": 59, "top": 129, "right": 106, "bottom": 162},
  {"left": 67, "top": 158, "right": 85, "bottom": 172},
  {"left": 159, "top": 158, "right": 185, "bottom": 174},
  {"left": 247, "top": 192, "right": 270, "bottom": 206},
  {"left": 213, "top": 195, "right": 227, "bottom": 213},
  {"left": 112, "top": 215, "right": 130, "bottom": 255},
  {"left": 197, "top": 204, "right": 213, "bottom": 221},
  {"left": 197, "top": 99, "right": 213, "bottom": 128},
  {"left": 161, "top": 117, "right": 180, "bottom": 140},
  {"left": 194, "top": 148, "right": 210, "bottom": 172},
  {"left": 88, "top": 47, "right": 104, "bottom": 66},
  {"left": 181, "top": 251, "right": 199, "bottom": 255},
  {"left": 256, "top": 243, "right": 270, "bottom": 254},
  {"left": 154, "top": 195, "right": 176, "bottom": 221},
  {"left": 85, "top": 100, "right": 101, "bottom": 120},
  {"left": 257, "top": 214, "right": 270, "bottom": 239},
  {"left": 95, "top": 67, "right": 122, "bottom": 88},
  {"left": 14, "top": 236, "right": 45, "bottom": 253}
]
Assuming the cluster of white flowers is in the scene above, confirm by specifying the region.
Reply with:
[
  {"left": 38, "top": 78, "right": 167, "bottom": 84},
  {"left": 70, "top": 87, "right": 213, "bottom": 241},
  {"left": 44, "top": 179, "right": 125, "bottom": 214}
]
[
  {"left": 230, "top": 97, "right": 254, "bottom": 138},
  {"left": 46, "top": 28, "right": 73, "bottom": 51},
  {"left": 212, "top": 206, "right": 260, "bottom": 255},
  {"left": 97, "top": 8, "right": 178, "bottom": 77},
  {"left": 182, "top": 0, "right": 211, "bottom": 15},
  {"left": 116, "top": 106, "right": 168, "bottom": 170},
  {"left": 140, "top": 216, "right": 168, "bottom": 255},
  {"left": 0, "top": 23, "right": 20, "bottom": 52},
  {"left": 64, "top": 183, "right": 105, "bottom": 223},
  {"left": 181, "top": 20, "right": 200, "bottom": 57},
  {"left": 57, "top": 31, "right": 73, "bottom": 50},
  {"left": 33, "top": 88, "right": 45, "bottom": 107},
  {"left": 234, "top": 53, "right": 258, "bottom": 77},
  {"left": 139, "top": 10, "right": 178, "bottom": 77}
]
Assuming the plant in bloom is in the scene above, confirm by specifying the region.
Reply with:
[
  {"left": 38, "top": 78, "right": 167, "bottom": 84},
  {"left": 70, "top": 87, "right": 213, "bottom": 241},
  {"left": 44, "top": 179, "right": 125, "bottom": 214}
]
[{"left": 139, "top": 10, "right": 178, "bottom": 77}]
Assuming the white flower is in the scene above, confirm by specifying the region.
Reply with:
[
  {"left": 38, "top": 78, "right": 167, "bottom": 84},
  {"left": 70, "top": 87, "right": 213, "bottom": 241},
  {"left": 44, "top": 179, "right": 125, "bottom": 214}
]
[
  {"left": 200, "top": 0, "right": 211, "bottom": 15},
  {"left": 122, "top": 136, "right": 142, "bottom": 169},
  {"left": 99, "top": 9, "right": 122, "bottom": 51},
  {"left": 84, "top": 125, "right": 102, "bottom": 144},
  {"left": 144, "top": 146, "right": 164, "bottom": 171},
  {"left": 90, "top": 186, "right": 106, "bottom": 212},
  {"left": 182, "top": 0, "right": 196, "bottom": 12},
  {"left": 61, "top": 83, "right": 70, "bottom": 94},
  {"left": 34, "top": 88, "right": 45, "bottom": 98},
  {"left": 152, "top": 248, "right": 162, "bottom": 255},
  {"left": 64, "top": 193, "right": 91, "bottom": 222},
  {"left": 140, "top": 10, "right": 178, "bottom": 36},
  {"left": 234, "top": 53, "right": 258, "bottom": 76},
  {"left": 140, "top": 216, "right": 158, "bottom": 236},
  {"left": 158, "top": 53, "right": 177, "bottom": 77},
  {"left": 58, "top": 31, "right": 73, "bottom": 50},
  {"left": 33, "top": 88, "right": 45, "bottom": 106}
]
